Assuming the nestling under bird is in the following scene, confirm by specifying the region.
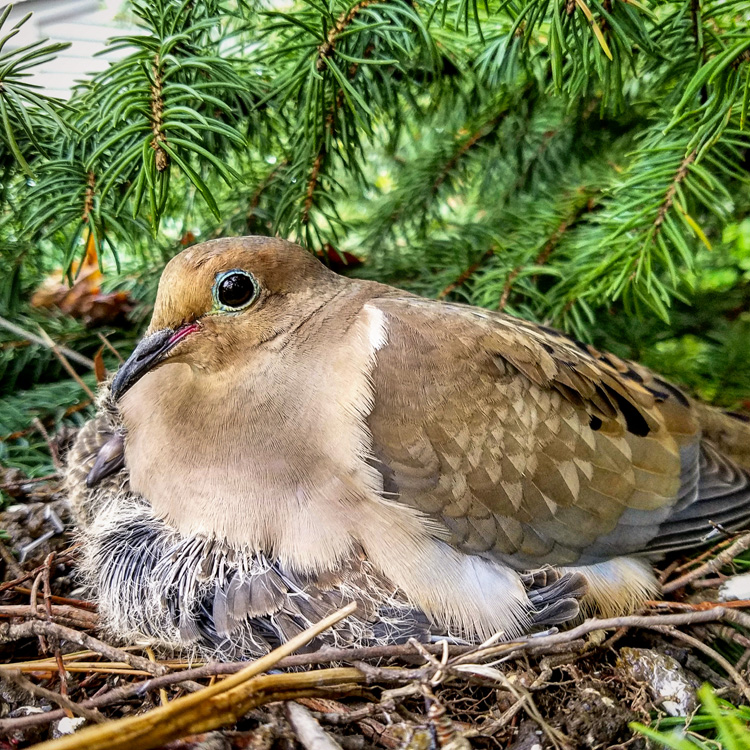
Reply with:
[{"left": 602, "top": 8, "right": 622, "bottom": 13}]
[{"left": 67, "top": 236, "right": 750, "bottom": 657}]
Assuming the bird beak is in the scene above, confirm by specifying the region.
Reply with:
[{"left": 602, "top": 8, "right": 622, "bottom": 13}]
[{"left": 111, "top": 322, "right": 200, "bottom": 401}]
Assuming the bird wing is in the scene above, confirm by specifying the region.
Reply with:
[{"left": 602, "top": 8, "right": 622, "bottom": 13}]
[{"left": 366, "top": 296, "right": 750, "bottom": 567}]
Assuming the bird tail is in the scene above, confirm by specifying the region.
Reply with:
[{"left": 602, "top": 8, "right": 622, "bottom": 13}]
[
  {"left": 693, "top": 402, "right": 750, "bottom": 470},
  {"left": 643, "top": 401, "right": 750, "bottom": 556}
]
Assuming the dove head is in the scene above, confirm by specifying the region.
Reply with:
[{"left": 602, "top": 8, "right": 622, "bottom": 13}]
[{"left": 111, "top": 236, "right": 341, "bottom": 400}]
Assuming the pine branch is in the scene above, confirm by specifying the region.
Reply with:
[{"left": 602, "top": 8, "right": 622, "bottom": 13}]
[
  {"left": 316, "top": 0, "right": 383, "bottom": 71},
  {"left": 437, "top": 245, "right": 495, "bottom": 299},
  {"left": 431, "top": 112, "right": 507, "bottom": 196},
  {"left": 653, "top": 151, "right": 696, "bottom": 233},
  {"left": 499, "top": 193, "right": 599, "bottom": 311},
  {"left": 149, "top": 54, "right": 169, "bottom": 173}
]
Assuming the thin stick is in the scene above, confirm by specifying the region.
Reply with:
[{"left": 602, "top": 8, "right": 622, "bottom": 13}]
[
  {"left": 0, "top": 538, "right": 23, "bottom": 579},
  {"left": 97, "top": 332, "right": 124, "bottom": 362},
  {"left": 43, "top": 553, "right": 71, "bottom": 709},
  {"left": 1, "top": 607, "right": 742, "bottom": 737},
  {"left": 673, "top": 535, "right": 738, "bottom": 574},
  {"left": 37, "top": 326, "right": 96, "bottom": 400},
  {"left": 1, "top": 670, "right": 105, "bottom": 724},
  {"left": 30, "top": 571, "right": 47, "bottom": 654},
  {"left": 0, "top": 604, "right": 98, "bottom": 629},
  {"left": 0, "top": 548, "right": 80, "bottom": 593},
  {"left": 655, "top": 625, "right": 750, "bottom": 704},
  {"left": 0, "top": 620, "right": 167, "bottom": 675},
  {"left": 451, "top": 609, "right": 734, "bottom": 665},
  {"left": 29, "top": 602, "right": 360, "bottom": 750},
  {"left": 287, "top": 701, "right": 344, "bottom": 750},
  {"left": 662, "top": 532, "right": 750, "bottom": 593},
  {"left": 0, "top": 316, "right": 94, "bottom": 369},
  {"left": 14, "top": 587, "right": 97, "bottom": 611},
  {"left": 146, "top": 646, "right": 169, "bottom": 707},
  {"left": 494, "top": 671, "right": 569, "bottom": 749},
  {"left": 33, "top": 418, "right": 62, "bottom": 469}
]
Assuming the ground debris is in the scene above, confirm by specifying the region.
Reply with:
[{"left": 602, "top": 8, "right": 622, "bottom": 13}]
[
  {"left": 552, "top": 679, "right": 639, "bottom": 748},
  {"left": 616, "top": 647, "right": 699, "bottom": 717},
  {"left": 1, "top": 467, "right": 750, "bottom": 749}
]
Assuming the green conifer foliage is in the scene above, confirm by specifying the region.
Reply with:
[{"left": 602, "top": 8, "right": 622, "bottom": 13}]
[{"left": 1, "top": 0, "right": 750, "bottom": 474}]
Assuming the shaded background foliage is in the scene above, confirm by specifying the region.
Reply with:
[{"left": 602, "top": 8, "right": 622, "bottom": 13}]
[{"left": 1, "top": 0, "right": 750, "bottom": 478}]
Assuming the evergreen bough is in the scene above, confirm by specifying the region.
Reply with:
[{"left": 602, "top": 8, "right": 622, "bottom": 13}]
[{"left": 1, "top": 0, "right": 750, "bottom": 476}]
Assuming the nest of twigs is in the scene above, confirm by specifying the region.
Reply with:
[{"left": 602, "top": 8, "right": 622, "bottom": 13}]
[{"left": 2, "top": 464, "right": 750, "bottom": 750}]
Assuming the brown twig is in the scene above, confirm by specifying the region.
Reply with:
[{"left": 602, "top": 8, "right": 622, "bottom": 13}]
[
  {"left": 0, "top": 620, "right": 168, "bottom": 676},
  {"left": 1, "top": 607, "right": 747, "bottom": 738},
  {"left": 0, "top": 547, "right": 79, "bottom": 593},
  {"left": 662, "top": 531, "right": 750, "bottom": 593},
  {"left": 646, "top": 599, "right": 750, "bottom": 611},
  {"left": 37, "top": 325, "right": 96, "bottom": 400},
  {"left": 316, "top": 0, "right": 381, "bottom": 71},
  {"left": 498, "top": 267, "right": 521, "bottom": 312},
  {"left": 0, "top": 315, "right": 94, "bottom": 369},
  {"left": 82, "top": 171, "right": 96, "bottom": 223},
  {"left": 1, "top": 401, "right": 92, "bottom": 443},
  {"left": 499, "top": 194, "right": 597, "bottom": 311},
  {"left": 42, "top": 552, "right": 71, "bottom": 706},
  {"left": 452, "top": 609, "right": 738, "bottom": 666},
  {"left": 463, "top": 693, "right": 528, "bottom": 738},
  {"left": 350, "top": 661, "right": 427, "bottom": 684},
  {"left": 658, "top": 558, "right": 681, "bottom": 584},
  {"left": 432, "top": 114, "right": 509, "bottom": 198},
  {"left": 304, "top": 0, "right": 379, "bottom": 226},
  {"left": 0, "top": 538, "right": 23, "bottom": 579},
  {"left": 653, "top": 151, "right": 696, "bottom": 231},
  {"left": 674, "top": 533, "right": 745, "bottom": 573},
  {"left": 305, "top": 45, "right": 374, "bottom": 226},
  {"left": 302, "top": 152, "right": 326, "bottom": 225},
  {"left": 14, "top": 587, "right": 97, "bottom": 611},
  {"left": 654, "top": 625, "right": 750, "bottom": 703},
  {"left": 301, "top": 697, "right": 398, "bottom": 727},
  {"left": 1, "top": 670, "right": 106, "bottom": 724},
  {"left": 150, "top": 53, "right": 169, "bottom": 171},
  {"left": 0, "top": 605, "right": 98, "bottom": 630},
  {"left": 97, "top": 332, "right": 124, "bottom": 363},
  {"left": 33, "top": 418, "right": 62, "bottom": 470},
  {"left": 437, "top": 246, "right": 496, "bottom": 299},
  {"left": 28, "top": 603, "right": 360, "bottom": 750}
]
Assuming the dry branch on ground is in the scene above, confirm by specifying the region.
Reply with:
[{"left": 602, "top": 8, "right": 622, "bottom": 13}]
[{"left": 1, "top": 472, "right": 750, "bottom": 749}]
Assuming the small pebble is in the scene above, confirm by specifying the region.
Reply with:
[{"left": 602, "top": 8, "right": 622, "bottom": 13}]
[
  {"left": 719, "top": 572, "right": 750, "bottom": 602},
  {"left": 617, "top": 647, "right": 698, "bottom": 716},
  {"left": 53, "top": 716, "right": 86, "bottom": 738}
]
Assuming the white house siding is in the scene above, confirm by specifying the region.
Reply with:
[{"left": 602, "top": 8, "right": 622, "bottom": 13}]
[{"left": 3, "top": 0, "right": 133, "bottom": 99}]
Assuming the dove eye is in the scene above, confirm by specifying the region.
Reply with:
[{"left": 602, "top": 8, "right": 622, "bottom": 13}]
[{"left": 213, "top": 270, "right": 259, "bottom": 311}]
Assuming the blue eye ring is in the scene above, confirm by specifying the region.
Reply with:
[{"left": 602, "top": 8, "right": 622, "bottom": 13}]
[{"left": 212, "top": 269, "right": 259, "bottom": 311}]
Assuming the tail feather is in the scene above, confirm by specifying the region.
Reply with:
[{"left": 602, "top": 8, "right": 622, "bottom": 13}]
[{"left": 646, "top": 441, "right": 750, "bottom": 556}]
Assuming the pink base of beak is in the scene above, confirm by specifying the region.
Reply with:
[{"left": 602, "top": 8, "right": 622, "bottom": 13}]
[{"left": 168, "top": 321, "right": 201, "bottom": 346}]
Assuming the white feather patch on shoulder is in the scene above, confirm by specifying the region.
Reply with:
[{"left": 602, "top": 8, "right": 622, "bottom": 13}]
[{"left": 363, "top": 303, "right": 388, "bottom": 352}]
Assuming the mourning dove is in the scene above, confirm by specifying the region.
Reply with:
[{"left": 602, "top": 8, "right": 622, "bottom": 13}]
[{"left": 66, "top": 236, "right": 750, "bottom": 657}]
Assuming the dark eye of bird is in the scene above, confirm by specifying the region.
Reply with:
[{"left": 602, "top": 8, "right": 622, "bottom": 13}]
[{"left": 217, "top": 272, "right": 256, "bottom": 309}]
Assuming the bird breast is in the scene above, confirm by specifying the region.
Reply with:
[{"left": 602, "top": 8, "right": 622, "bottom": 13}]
[{"left": 117, "top": 303, "right": 391, "bottom": 572}]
